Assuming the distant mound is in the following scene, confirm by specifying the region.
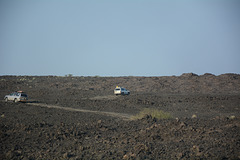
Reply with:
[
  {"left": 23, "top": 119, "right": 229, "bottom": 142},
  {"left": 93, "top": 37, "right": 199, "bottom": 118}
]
[{"left": 181, "top": 73, "right": 199, "bottom": 77}]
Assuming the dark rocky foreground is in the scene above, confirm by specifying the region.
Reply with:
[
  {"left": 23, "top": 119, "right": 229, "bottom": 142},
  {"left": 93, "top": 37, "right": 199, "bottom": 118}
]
[{"left": 0, "top": 73, "right": 240, "bottom": 159}]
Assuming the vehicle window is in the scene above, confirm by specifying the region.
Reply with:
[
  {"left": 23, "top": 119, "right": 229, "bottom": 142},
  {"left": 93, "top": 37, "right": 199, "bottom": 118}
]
[
  {"left": 115, "top": 89, "right": 120, "bottom": 91},
  {"left": 21, "top": 94, "right": 27, "bottom": 97}
]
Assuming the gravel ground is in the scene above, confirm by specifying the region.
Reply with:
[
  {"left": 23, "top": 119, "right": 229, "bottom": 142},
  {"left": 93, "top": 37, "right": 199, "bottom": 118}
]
[{"left": 0, "top": 74, "right": 240, "bottom": 159}]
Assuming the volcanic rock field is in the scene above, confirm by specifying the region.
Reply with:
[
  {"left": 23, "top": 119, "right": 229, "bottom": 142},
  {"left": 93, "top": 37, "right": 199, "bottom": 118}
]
[{"left": 0, "top": 73, "right": 240, "bottom": 159}]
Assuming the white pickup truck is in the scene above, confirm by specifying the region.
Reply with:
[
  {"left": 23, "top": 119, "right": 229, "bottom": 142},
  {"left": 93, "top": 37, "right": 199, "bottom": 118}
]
[{"left": 114, "top": 86, "right": 130, "bottom": 95}]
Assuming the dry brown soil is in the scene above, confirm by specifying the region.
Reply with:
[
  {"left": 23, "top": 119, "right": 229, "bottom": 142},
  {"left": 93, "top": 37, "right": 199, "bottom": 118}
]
[{"left": 0, "top": 73, "right": 240, "bottom": 159}]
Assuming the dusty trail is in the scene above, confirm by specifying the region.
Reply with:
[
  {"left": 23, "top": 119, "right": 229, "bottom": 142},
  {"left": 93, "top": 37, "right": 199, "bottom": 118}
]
[{"left": 26, "top": 102, "right": 132, "bottom": 120}]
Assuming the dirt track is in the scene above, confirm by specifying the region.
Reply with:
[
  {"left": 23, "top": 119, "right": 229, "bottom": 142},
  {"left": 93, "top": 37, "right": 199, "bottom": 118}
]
[
  {"left": 0, "top": 73, "right": 240, "bottom": 159},
  {"left": 26, "top": 102, "right": 132, "bottom": 120}
]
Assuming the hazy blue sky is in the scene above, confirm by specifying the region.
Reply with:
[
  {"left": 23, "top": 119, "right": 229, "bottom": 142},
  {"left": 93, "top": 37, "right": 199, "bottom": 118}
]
[{"left": 1, "top": 0, "right": 240, "bottom": 76}]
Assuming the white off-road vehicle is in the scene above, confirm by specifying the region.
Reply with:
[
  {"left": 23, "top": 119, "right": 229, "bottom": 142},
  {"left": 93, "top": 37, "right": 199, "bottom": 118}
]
[
  {"left": 114, "top": 86, "right": 130, "bottom": 95},
  {"left": 4, "top": 91, "right": 28, "bottom": 102}
]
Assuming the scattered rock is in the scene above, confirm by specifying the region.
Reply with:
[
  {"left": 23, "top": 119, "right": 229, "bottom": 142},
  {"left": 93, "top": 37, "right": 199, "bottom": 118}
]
[
  {"left": 229, "top": 115, "right": 236, "bottom": 120},
  {"left": 192, "top": 114, "right": 197, "bottom": 118}
]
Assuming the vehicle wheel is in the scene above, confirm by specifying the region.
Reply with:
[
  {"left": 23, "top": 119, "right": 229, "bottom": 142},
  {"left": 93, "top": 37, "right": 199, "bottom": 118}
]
[
  {"left": 14, "top": 98, "right": 18, "bottom": 103},
  {"left": 5, "top": 98, "right": 8, "bottom": 102}
]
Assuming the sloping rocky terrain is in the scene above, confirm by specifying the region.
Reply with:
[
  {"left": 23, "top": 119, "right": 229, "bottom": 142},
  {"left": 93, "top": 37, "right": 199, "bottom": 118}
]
[{"left": 0, "top": 73, "right": 240, "bottom": 159}]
